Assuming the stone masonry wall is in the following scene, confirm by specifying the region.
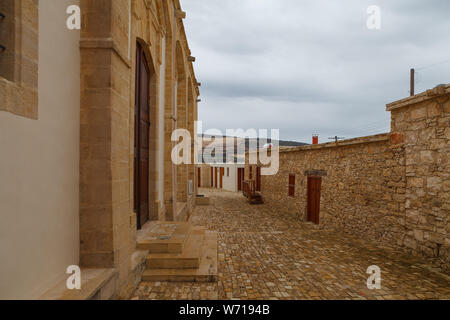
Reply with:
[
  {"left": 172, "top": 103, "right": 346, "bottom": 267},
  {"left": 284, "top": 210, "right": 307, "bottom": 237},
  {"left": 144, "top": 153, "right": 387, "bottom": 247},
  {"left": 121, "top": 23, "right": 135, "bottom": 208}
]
[
  {"left": 388, "top": 85, "right": 450, "bottom": 271},
  {"left": 252, "top": 135, "right": 406, "bottom": 252},
  {"left": 247, "top": 85, "right": 449, "bottom": 272}
]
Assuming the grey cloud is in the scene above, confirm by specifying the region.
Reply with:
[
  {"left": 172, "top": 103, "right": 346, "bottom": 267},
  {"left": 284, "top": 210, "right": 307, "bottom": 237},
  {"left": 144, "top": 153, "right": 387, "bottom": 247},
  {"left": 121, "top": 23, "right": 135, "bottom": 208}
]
[{"left": 182, "top": 0, "right": 450, "bottom": 143}]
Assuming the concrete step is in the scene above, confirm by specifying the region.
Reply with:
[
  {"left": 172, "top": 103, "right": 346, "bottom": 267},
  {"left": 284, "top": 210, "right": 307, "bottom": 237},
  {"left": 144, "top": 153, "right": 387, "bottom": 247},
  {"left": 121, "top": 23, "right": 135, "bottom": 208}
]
[
  {"left": 141, "top": 231, "right": 218, "bottom": 282},
  {"left": 137, "top": 222, "right": 192, "bottom": 254},
  {"left": 146, "top": 227, "right": 205, "bottom": 269}
]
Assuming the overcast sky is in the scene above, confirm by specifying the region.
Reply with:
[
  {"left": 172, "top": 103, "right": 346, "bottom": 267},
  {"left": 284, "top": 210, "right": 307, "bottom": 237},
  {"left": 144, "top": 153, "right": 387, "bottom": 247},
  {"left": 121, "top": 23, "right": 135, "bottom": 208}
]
[{"left": 182, "top": 0, "right": 450, "bottom": 143}]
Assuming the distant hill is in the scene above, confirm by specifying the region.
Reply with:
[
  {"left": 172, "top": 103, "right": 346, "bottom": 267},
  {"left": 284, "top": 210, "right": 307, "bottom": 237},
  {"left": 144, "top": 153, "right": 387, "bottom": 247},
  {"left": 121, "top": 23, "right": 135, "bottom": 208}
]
[{"left": 198, "top": 135, "right": 308, "bottom": 163}]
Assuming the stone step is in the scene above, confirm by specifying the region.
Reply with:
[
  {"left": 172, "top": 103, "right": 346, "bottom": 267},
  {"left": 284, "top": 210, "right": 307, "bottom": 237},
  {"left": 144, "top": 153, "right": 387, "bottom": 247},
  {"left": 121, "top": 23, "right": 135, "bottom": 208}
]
[
  {"left": 136, "top": 222, "right": 192, "bottom": 254},
  {"left": 146, "top": 227, "right": 205, "bottom": 269},
  {"left": 141, "top": 231, "right": 218, "bottom": 282}
]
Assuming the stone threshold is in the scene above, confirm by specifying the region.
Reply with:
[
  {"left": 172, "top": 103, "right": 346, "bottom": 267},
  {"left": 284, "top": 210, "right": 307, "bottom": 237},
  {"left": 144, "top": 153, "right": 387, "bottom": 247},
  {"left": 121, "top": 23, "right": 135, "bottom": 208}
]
[{"left": 39, "top": 268, "right": 117, "bottom": 300}]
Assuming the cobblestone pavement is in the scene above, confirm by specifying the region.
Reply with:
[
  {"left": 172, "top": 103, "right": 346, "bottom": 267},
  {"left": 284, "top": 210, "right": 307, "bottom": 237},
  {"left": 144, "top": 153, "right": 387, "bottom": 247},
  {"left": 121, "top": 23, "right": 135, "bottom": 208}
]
[{"left": 133, "top": 189, "right": 450, "bottom": 300}]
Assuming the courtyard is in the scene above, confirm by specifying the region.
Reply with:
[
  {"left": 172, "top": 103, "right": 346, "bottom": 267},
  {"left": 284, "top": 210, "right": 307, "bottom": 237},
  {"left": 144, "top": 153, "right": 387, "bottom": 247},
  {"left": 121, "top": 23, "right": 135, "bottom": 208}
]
[{"left": 132, "top": 189, "right": 450, "bottom": 300}]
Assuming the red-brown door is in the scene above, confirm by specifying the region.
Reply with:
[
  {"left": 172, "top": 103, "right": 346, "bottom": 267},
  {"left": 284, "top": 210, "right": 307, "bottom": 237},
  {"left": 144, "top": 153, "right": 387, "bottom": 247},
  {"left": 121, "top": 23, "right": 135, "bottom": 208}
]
[
  {"left": 237, "top": 168, "right": 244, "bottom": 191},
  {"left": 197, "top": 167, "right": 201, "bottom": 188},
  {"left": 210, "top": 167, "right": 213, "bottom": 187},
  {"left": 215, "top": 168, "right": 218, "bottom": 188},
  {"left": 256, "top": 167, "right": 261, "bottom": 192},
  {"left": 220, "top": 168, "right": 224, "bottom": 188},
  {"left": 134, "top": 42, "right": 151, "bottom": 229},
  {"left": 307, "top": 177, "right": 322, "bottom": 224}
]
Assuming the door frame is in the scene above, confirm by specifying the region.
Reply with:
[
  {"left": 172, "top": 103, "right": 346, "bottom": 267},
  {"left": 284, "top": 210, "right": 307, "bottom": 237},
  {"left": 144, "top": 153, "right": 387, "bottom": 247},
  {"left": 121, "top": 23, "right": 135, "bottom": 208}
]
[
  {"left": 220, "top": 167, "right": 224, "bottom": 189},
  {"left": 256, "top": 166, "right": 261, "bottom": 192},
  {"left": 237, "top": 168, "right": 244, "bottom": 191},
  {"left": 214, "top": 167, "right": 218, "bottom": 188},
  {"left": 134, "top": 41, "right": 151, "bottom": 230},
  {"left": 210, "top": 167, "right": 213, "bottom": 187},
  {"left": 306, "top": 176, "right": 322, "bottom": 225}
]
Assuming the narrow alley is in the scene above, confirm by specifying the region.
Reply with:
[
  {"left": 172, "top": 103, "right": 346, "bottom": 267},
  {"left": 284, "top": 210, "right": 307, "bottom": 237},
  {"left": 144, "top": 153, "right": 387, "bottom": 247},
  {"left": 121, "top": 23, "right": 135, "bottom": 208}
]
[{"left": 133, "top": 189, "right": 450, "bottom": 300}]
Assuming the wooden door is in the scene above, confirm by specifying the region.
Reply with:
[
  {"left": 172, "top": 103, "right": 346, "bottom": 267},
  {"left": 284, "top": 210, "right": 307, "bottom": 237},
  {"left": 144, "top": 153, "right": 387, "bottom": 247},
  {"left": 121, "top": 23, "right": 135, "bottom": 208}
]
[
  {"left": 220, "top": 168, "right": 224, "bottom": 188},
  {"left": 197, "top": 167, "right": 201, "bottom": 187},
  {"left": 307, "top": 177, "right": 322, "bottom": 224},
  {"left": 214, "top": 168, "right": 218, "bottom": 188},
  {"left": 237, "top": 168, "right": 244, "bottom": 191},
  {"left": 256, "top": 167, "right": 261, "bottom": 192},
  {"left": 134, "top": 43, "right": 150, "bottom": 230},
  {"left": 210, "top": 167, "right": 213, "bottom": 187}
]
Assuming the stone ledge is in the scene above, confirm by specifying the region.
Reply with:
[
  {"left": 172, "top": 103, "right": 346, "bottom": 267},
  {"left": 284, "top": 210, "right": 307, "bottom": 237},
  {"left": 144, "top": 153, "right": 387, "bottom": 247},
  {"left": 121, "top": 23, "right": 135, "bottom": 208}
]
[
  {"left": 275, "top": 133, "right": 390, "bottom": 154},
  {"left": 80, "top": 38, "right": 131, "bottom": 68},
  {"left": 386, "top": 84, "right": 450, "bottom": 111},
  {"left": 39, "top": 268, "right": 117, "bottom": 300}
]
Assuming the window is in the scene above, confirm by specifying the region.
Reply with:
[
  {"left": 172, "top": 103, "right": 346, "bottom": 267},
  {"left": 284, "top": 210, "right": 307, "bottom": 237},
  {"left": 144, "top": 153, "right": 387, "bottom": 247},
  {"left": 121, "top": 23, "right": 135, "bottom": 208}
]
[
  {"left": 288, "top": 174, "right": 295, "bottom": 197},
  {"left": 227, "top": 168, "right": 229, "bottom": 177},
  {"left": 0, "top": 1, "right": 14, "bottom": 81},
  {"left": 0, "top": 0, "right": 39, "bottom": 119}
]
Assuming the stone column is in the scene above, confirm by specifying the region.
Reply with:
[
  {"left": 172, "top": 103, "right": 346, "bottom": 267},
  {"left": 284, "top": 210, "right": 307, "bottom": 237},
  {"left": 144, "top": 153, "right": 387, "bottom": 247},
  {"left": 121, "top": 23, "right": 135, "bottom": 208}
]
[{"left": 79, "top": 0, "right": 134, "bottom": 296}]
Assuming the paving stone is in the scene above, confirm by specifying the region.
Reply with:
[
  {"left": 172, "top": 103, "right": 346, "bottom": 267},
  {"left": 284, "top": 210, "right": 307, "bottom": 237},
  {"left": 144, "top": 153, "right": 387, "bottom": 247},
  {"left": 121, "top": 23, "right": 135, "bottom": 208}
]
[{"left": 134, "top": 189, "right": 450, "bottom": 300}]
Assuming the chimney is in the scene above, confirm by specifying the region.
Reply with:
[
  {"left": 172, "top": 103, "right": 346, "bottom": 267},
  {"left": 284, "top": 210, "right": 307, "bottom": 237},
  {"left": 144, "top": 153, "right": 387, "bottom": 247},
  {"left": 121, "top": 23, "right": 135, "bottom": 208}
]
[{"left": 312, "top": 135, "right": 319, "bottom": 145}]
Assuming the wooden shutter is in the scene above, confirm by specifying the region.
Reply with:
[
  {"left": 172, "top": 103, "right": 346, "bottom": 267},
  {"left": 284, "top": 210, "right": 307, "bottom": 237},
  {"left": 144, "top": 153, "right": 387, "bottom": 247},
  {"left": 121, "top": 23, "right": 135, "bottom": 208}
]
[{"left": 288, "top": 174, "right": 295, "bottom": 197}]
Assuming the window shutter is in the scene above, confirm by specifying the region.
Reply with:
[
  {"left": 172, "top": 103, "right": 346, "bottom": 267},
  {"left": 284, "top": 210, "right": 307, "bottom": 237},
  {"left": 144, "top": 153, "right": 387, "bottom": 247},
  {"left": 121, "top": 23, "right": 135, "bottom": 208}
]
[{"left": 288, "top": 174, "right": 295, "bottom": 197}]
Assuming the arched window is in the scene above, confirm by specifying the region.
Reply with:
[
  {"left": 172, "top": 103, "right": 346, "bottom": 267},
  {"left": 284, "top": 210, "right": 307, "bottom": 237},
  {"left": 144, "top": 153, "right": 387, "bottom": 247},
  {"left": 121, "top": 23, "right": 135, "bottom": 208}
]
[
  {"left": 0, "top": 0, "right": 39, "bottom": 119},
  {"left": 0, "top": 0, "right": 15, "bottom": 81}
]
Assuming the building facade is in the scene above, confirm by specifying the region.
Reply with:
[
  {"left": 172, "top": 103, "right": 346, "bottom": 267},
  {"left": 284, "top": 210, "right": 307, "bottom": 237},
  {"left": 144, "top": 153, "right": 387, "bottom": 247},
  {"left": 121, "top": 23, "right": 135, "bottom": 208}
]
[
  {"left": 0, "top": 0, "right": 200, "bottom": 299},
  {"left": 246, "top": 85, "right": 450, "bottom": 272},
  {"left": 199, "top": 163, "right": 246, "bottom": 192}
]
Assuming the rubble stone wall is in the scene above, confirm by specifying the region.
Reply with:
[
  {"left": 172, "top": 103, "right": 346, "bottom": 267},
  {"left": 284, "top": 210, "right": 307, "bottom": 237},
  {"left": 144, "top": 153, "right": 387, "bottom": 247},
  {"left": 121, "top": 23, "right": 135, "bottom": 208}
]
[{"left": 247, "top": 85, "right": 450, "bottom": 272}]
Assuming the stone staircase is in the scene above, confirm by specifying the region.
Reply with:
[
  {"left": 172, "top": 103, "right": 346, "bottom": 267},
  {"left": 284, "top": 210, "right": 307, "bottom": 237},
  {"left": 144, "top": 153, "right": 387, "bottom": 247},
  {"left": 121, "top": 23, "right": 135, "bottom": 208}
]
[{"left": 137, "top": 222, "right": 218, "bottom": 282}]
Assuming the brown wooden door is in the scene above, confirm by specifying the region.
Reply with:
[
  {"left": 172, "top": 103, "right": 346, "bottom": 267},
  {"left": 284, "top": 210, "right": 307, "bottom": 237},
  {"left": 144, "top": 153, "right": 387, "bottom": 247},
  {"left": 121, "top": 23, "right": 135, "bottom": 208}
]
[
  {"left": 134, "top": 42, "right": 150, "bottom": 230},
  {"left": 256, "top": 167, "right": 261, "bottom": 192},
  {"left": 220, "top": 168, "right": 224, "bottom": 188},
  {"left": 237, "top": 168, "right": 244, "bottom": 191},
  {"left": 214, "top": 168, "right": 218, "bottom": 188},
  {"left": 307, "top": 177, "right": 322, "bottom": 225},
  {"left": 197, "top": 168, "right": 201, "bottom": 187},
  {"left": 210, "top": 167, "right": 213, "bottom": 187}
]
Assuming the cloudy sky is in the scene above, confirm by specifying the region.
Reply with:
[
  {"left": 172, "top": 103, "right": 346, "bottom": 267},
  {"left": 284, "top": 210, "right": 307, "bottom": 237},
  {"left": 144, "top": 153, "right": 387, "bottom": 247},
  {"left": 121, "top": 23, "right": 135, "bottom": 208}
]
[{"left": 182, "top": 0, "right": 450, "bottom": 143}]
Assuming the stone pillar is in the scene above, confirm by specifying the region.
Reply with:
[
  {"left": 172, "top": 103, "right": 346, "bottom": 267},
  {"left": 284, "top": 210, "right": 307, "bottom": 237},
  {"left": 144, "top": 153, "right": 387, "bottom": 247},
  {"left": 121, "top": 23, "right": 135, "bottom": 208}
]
[
  {"left": 387, "top": 84, "right": 450, "bottom": 271},
  {"left": 79, "top": 0, "right": 135, "bottom": 296},
  {"left": 163, "top": 33, "right": 176, "bottom": 220},
  {"left": 176, "top": 76, "right": 188, "bottom": 204}
]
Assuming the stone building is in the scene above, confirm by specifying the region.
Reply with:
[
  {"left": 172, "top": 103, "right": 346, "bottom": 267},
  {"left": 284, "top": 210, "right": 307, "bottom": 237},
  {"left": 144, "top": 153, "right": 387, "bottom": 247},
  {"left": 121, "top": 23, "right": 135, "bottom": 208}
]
[
  {"left": 246, "top": 85, "right": 450, "bottom": 272},
  {"left": 199, "top": 163, "right": 246, "bottom": 192},
  {"left": 0, "top": 0, "right": 202, "bottom": 299}
]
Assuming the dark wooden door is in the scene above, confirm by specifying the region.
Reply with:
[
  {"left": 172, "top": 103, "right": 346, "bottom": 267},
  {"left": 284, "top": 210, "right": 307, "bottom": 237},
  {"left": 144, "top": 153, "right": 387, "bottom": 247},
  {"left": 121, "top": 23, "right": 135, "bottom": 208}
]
[
  {"left": 214, "top": 168, "right": 218, "bottom": 188},
  {"left": 210, "top": 167, "right": 213, "bottom": 187},
  {"left": 237, "top": 168, "right": 244, "bottom": 191},
  {"left": 307, "top": 177, "right": 321, "bottom": 225},
  {"left": 256, "top": 167, "right": 261, "bottom": 192},
  {"left": 220, "top": 168, "right": 224, "bottom": 188},
  {"left": 197, "top": 167, "right": 201, "bottom": 187},
  {"left": 134, "top": 43, "right": 150, "bottom": 230}
]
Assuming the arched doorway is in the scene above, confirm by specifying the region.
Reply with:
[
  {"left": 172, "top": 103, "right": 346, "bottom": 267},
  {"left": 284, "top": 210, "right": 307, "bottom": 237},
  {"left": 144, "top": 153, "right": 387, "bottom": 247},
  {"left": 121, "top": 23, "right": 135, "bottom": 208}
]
[{"left": 134, "top": 42, "right": 151, "bottom": 229}]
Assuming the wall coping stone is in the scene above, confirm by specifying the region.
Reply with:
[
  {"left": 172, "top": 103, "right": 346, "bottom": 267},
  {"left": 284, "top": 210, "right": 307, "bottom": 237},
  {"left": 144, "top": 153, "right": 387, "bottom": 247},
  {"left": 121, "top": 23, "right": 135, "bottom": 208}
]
[
  {"left": 386, "top": 84, "right": 450, "bottom": 111},
  {"left": 247, "top": 133, "right": 390, "bottom": 155}
]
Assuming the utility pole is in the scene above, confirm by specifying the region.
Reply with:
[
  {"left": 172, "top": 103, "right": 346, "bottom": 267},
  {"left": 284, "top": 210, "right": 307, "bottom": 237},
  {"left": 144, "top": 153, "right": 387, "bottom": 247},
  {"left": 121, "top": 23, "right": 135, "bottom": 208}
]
[
  {"left": 328, "top": 136, "right": 345, "bottom": 143},
  {"left": 410, "top": 68, "right": 415, "bottom": 96}
]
